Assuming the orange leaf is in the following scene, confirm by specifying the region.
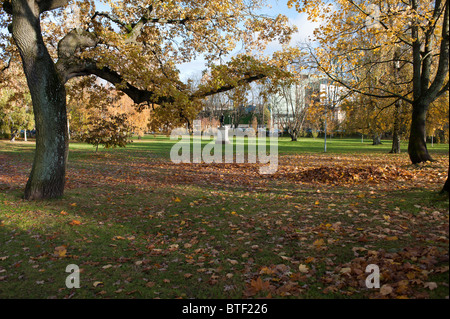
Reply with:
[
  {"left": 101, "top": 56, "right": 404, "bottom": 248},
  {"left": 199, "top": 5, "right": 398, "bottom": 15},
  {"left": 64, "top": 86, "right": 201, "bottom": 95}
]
[
  {"left": 250, "top": 277, "right": 270, "bottom": 292},
  {"left": 385, "top": 236, "right": 398, "bottom": 241},
  {"left": 54, "top": 246, "right": 67, "bottom": 257}
]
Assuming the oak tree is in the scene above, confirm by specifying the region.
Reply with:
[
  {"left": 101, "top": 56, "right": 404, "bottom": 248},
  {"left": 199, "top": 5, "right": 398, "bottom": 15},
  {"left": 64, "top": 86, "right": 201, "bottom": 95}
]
[{"left": 1, "top": 0, "right": 297, "bottom": 199}]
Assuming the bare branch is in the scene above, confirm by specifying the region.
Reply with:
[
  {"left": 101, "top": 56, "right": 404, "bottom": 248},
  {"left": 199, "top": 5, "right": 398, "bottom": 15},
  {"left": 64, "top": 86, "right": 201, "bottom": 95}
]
[
  {"left": 92, "top": 11, "right": 128, "bottom": 30},
  {"left": 191, "top": 74, "right": 266, "bottom": 100},
  {"left": 1, "top": 57, "right": 12, "bottom": 73}
]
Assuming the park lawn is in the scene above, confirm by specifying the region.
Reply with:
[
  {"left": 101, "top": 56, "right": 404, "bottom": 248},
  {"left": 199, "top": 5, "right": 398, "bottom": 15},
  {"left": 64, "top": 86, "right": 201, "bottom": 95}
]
[{"left": 0, "top": 136, "right": 448, "bottom": 299}]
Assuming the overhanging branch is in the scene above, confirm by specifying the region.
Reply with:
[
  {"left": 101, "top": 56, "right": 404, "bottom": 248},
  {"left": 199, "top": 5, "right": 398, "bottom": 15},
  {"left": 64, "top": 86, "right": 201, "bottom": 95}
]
[{"left": 37, "top": 0, "right": 69, "bottom": 13}]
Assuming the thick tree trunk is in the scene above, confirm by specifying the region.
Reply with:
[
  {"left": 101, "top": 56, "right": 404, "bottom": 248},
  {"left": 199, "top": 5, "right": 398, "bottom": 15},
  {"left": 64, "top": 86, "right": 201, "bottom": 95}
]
[
  {"left": 10, "top": 128, "right": 18, "bottom": 142},
  {"left": 390, "top": 93, "right": 402, "bottom": 154},
  {"left": 408, "top": 102, "right": 434, "bottom": 164},
  {"left": 290, "top": 130, "right": 297, "bottom": 141},
  {"left": 390, "top": 101, "right": 401, "bottom": 153},
  {"left": 372, "top": 133, "right": 382, "bottom": 145},
  {"left": 390, "top": 133, "right": 401, "bottom": 154},
  {"left": 441, "top": 167, "right": 449, "bottom": 195},
  {"left": 11, "top": 0, "right": 69, "bottom": 200}
]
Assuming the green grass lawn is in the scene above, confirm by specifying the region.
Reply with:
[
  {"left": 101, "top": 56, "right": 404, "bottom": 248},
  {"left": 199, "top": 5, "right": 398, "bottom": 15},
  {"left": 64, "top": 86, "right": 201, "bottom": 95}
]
[
  {"left": 67, "top": 134, "right": 449, "bottom": 160},
  {"left": 0, "top": 136, "right": 448, "bottom": 299}
]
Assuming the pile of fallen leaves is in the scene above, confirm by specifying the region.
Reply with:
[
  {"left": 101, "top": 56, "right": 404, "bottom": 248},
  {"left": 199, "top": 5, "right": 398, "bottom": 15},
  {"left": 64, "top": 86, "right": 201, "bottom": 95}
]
[
  {"left": 321, "top": 246, "right": 449, "bottom": 299},
  {"left": 280, "top": 165, "right": 414, "bottom": 185}
]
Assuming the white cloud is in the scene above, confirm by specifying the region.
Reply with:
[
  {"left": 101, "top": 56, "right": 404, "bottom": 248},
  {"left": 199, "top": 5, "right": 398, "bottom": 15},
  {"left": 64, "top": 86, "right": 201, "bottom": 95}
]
[
  {"left": 261, "top": 13, "right": 320, "bottom": 56},
  {"left": 178, "top": 58, "right": 207, "bottom": 82},
  {"left": 288, "top": 13, "right": 321, "bottom": 45}
]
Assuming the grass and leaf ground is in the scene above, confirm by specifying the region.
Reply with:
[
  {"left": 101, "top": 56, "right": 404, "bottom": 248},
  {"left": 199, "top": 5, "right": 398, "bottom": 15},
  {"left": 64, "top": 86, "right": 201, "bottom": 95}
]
[{"left": 0, "top": 136, "right": 448, "bottom": 299}]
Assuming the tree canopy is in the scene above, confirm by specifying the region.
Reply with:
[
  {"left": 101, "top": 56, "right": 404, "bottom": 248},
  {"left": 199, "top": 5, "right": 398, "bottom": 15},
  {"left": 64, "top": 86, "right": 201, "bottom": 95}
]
[
  {"left": 2, "top": 0, "right": 297, "bottom": 110},
  {"left": 289, "top": 0, "right": 449, "bottom": 163},
  {"left": 0, "top": 0, "right": 300, "bottom": 199}
]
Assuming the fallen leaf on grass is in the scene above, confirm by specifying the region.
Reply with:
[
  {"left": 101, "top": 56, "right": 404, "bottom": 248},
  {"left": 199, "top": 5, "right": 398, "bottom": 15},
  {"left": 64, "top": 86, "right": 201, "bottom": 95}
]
[
  {"left": 54, "top": 246, "right": 67, "bottom": 258},
  {"left": 380, "top": 284, "right": 393, "bottom": 296},
  {"left": 227, "top": 259, "right": 239, "bottom": 265},
  {"left": 385, "top": 236, "right": 399, "bottom": 241},
  {"left": 250, "top": 277, "right": 270, "bottom": 292},
  {"left": 305, "top": 257, "right": 315, "bottom": 263},
  {"left": 313, "top": 239, "right": 326, "bottom": 250},
  {"left": 298, "top": 264, "right": 309, "bottom": 273},
  {"left": 260, "top": 267, "right": 274, "bottom": 275},
  {"left": 424, "top": 282, "right": 438, "bottom": 290},
  {"left": 340, "top": 267, "right": 351, "bottom": 274}
]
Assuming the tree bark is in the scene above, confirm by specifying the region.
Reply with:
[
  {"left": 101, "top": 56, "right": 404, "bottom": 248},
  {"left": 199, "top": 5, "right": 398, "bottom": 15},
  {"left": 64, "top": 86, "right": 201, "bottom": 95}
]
[
  {"left": 11, "top": 0, "right": 69, "bottom": 200},
  {"left": 408, "top": 101, "right": 434, "bottom": 164},
  {"left": 10, "top": 128, "right": 18, "bottom": 142},
  {"left": 442, "top": 172, "right": 449, "bottom": 195},
  {"left": 390, "top": 100, "right": 401, "bottom": 154},
  {"left": 390, "top": 133, "right": 401, "bottom": 153},
  {"left": 290, "top": 130, "right": 297, "bottom": 141},
  {"left": 372, "top": 133, "right": 382, "bottom": 145}
]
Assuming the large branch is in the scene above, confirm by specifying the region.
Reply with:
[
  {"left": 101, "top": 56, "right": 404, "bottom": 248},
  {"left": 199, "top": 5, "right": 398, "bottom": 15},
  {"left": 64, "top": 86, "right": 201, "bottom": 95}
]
[
  {"left": 82, "top": 64, "right": 173, "bottom": 105},
  {"left": 424, "top": 0, "right": 449, "bottom": 105},
  {"left": 190, "top": 74, "right": 266, "bottom": 100},
  {"left": 3, "top": 0, "right": 68, "bottom": 16},
  {"left": 64, "top": 55, "right": 268, "bottom": 107},
  {"left": 2, "top": 0, "right": 12, "bottom": 14},
  {"left": 36, "top": 0, "right": 68, "bottom": 13},
  {"left": 91, "top": 5, "right": 211, "bottom": 44},
  {"left": 0, "top": 57, "right": 12, "bottom": 73},
  {"left": 57, "top": 29, "right": 98, "bottom": 59},
  {"left": 56, "top": 26, "right": 270, "bottom": 108}
]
